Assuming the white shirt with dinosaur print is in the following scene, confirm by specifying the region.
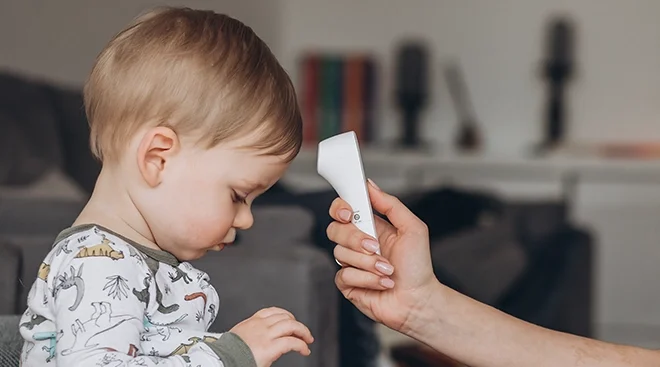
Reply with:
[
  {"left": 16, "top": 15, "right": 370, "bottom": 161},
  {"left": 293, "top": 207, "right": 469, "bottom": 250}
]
[{"left": 19, "top": 224, "right": 256, "bottom": 367}]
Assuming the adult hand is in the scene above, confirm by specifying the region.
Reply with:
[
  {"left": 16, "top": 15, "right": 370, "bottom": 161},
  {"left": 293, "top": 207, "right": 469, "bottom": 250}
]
[{"left": 326, "top": 179, "right": 440, "bottom": 335}]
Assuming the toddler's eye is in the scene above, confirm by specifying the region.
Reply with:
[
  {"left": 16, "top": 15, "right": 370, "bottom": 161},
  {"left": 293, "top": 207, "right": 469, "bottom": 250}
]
[{"left": 232, "top": 191, "right": 247, "bottom": 204}]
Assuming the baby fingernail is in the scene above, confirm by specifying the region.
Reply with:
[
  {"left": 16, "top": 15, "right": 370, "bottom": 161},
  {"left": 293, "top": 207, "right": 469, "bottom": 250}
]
[
  {"left": 380, "top": 278, "right": 395, "bottom": 288},
  {"left": 375, "top": 261, "right": 394, "bottom": 275},
  {"left": 362, "top": 239, "right": 380, "bottom": 253},
  {"left": 338, "top": 209, "right": 351, "bottom": 222}
]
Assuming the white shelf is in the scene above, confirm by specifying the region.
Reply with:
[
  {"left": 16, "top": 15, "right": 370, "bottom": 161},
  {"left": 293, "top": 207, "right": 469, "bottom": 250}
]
[{"left": 289, "top": 147, "right": 660, "bottom": 187}]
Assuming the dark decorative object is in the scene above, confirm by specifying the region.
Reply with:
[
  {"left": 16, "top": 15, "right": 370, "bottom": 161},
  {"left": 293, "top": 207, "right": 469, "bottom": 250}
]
[
  {"left": 394, "top": 40, "right": 429, "bottom": 148},
  {"left": 445, "top": 63, "right": 482, "bottom": 153},
  {"left": 537, "top": 16, "right": 576, "bottom": 153}
]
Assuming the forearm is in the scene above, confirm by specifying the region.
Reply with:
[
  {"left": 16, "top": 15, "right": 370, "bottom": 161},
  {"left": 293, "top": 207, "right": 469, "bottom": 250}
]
[{"left": 408, "top": 283, "right": 660, "bottom": 367}]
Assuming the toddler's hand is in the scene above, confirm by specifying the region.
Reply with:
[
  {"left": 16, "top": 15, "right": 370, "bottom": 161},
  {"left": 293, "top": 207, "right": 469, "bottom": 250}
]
[{"left": 230, "top": 307, "right": 314, "bottom": 367}]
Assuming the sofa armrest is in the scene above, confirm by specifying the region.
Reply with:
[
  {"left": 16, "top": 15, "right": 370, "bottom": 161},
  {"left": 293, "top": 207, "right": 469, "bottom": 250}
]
[{"left": 0, "top": 194, "right": 85, "bottom": 313}]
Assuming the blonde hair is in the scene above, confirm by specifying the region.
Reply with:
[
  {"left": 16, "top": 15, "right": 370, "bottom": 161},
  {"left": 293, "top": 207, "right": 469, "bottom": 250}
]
[{"left": 84, "top": 7, "right": 302, "bottom": 163}]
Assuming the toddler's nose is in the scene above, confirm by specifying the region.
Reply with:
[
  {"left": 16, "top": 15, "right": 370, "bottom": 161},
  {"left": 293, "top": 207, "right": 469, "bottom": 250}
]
[{"left": 233, "top": 207, "right": 254, "bottom": 230}]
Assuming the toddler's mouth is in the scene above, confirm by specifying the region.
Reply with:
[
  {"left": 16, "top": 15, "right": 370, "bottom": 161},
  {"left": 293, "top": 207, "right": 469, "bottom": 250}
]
[{"left": 212, "top": 241, "right": 235, "bottom": 251}]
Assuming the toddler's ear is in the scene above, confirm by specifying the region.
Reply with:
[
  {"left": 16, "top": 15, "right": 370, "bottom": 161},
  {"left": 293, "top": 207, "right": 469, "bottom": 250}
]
[{"left": 136, "top": 126, "right": 179, "bottom": 187}]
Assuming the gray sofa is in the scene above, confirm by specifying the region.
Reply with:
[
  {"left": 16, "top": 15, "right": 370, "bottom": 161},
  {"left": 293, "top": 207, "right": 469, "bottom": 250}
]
[{"left": 0, "top": 170, "right": 338, "bottom": 367}]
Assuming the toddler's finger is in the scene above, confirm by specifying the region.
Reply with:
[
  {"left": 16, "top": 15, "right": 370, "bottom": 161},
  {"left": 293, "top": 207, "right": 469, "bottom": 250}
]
[
  {"left": 333, "top": 245, "right": 393, "bottom": 276},
  {"left": 329, "top": 197, "right": 353, "bottom": 223},
  {"left": 265, "top": 313, "right": 296, "bottom": 326},
  {"left": 270, "top": 319, "right": 314, "bottom": 344},
  {"left": 255, "top": 307, "right": 295, "bottom": 320},
  {"left": 335, "top": 267, "right": 394, "bottom": 292},
  {"left": 273, "top": 336, "right": 311, "bottom": 358}
]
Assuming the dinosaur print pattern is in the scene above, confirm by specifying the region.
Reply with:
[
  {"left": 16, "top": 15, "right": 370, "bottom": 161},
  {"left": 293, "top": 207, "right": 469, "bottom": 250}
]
[
  {"left": 142, "top": 314, "right": 187, "bottom": 342},
  {"left": 19, "top": 226, "right": 228, "bottom": 366},
  {"left": 75, "top": 236, "right": 124, "bottom": 260},
  {"left": 168, "top": 268, "right": 192, "bottom": 284},
  {"left": 133, "top": 273, "right": 180, "bottom": 314},
  {"left": 20, "top": 314, "right": 47, "bottom": 330},
  {"left": 101, "top": 343, "right": 139, "bottom": 357},
  {"left": 33, "top": 330, "right": 63, "bottom": 363},
  {"left": 53, "top": 264, "right": 85, "bottom": 311},
  {"left": 61, "top": 301, "right": 139, "bottom": 356},
  {"left": 55, "top": 239, "right": 73, "bottom": 257},
  {"left": 184, "top": 292, "right": 207, "bottom": 307},
  {"left": 168, "top": 336, "right": 218, "bottom": 356},
  {"left": 37, "top": 262, "right": 50, "bottom": 282}
]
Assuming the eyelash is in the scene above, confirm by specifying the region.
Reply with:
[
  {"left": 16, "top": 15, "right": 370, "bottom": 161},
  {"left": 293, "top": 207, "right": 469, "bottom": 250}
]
[{"left": 232, "top": 191, "right": 247, "bottom": 204}]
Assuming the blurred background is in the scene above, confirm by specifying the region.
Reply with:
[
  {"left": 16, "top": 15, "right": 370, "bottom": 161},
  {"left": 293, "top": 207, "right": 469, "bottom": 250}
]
[{"left": 2, "top": 1, "right": 660, "bottom": 367}]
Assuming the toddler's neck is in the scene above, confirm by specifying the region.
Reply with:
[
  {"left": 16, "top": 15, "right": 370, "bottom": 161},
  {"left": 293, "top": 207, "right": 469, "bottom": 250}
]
[{"left": 73, "top": 165, "right": 162, "bottom": 252}]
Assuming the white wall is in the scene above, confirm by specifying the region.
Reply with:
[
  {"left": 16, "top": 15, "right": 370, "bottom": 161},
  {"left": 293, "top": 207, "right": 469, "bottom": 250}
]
[
  {"left": 278, "top": 0, "right": 660, "bottom": 155},
  {"left": 4, "top": 0, "right": 659, "bottom": 155},
  {"left": 0, "top": 0, "right": 280, "bottom": 87}
]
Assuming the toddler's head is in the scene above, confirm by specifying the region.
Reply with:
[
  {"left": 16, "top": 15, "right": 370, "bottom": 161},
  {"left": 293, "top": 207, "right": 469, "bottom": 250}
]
[{"left": 84, "top": 7, "right": 301, "bottom": 260}]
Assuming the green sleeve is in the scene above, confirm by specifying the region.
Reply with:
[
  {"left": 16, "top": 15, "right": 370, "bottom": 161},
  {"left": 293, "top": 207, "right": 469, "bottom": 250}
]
[{"left": 205, "top": 332, "right": 257, "bottom": 367}]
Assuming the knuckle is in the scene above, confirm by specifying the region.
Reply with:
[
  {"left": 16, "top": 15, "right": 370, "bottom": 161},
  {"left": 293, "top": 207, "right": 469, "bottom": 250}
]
[
  {"left": 351, "top": 230, "right": 364, "bottom": 248},
  {"left": 416, "top": 220, "right": 429, "bottom": 235},
  {"left": 334, "top": 270, "right": 345, "bottom": 286},
  {"left": 329, "top": 197, "right": 342, "bottom": 214},
  {"left": 325, "top": 222, "right": 336, "bottom": 239},
  {"left": 332, "top": 244, "right": 346, "bottom": 258},
  {"left": 344, "top": 288, "right": 359, "bottom": 302},
  {"left": 338, "top": 268, "right": 351, "bottom": 284}
]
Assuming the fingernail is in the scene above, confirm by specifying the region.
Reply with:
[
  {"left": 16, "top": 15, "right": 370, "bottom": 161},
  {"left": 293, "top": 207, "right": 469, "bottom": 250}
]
[
  {"left": 375, "top": 261, "right": 394, "bottom": 275},
  {"left": 380, "top": 278, "right": 395, "bottom": 288},
  {"left": 338, "top": 209, "right": 351, "bottom": 222},
  {"left": 367, "top": 178, "right": 381, "bottom": 191},
  {"left": 362, "top": 239, "right": 380, "bottom": 253}
]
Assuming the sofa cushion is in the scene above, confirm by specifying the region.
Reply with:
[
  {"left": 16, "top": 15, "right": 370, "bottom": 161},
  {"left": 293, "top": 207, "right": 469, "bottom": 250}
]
[
  {"left": 431, "top": 220, "right": 527, "bottom": 305},
  {"left": 0, "top": 72, "right": 64, "bottom": 169},
  {"left": 237, "top": 206, "right": 315, "bottom": 247},
  {"left": 0, "top": 112, "right": 49, "bottom": 186}
]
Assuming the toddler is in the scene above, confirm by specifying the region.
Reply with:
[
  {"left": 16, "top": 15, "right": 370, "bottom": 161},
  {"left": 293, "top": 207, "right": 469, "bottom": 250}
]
[{"left": 18, "top": 7, "right": 312, "bottom": 367}]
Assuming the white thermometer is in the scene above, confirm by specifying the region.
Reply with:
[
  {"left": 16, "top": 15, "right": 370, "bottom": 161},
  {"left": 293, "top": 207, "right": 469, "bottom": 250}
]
[{"left": 317, "top": 131, "right": 379, "bottom": 255}]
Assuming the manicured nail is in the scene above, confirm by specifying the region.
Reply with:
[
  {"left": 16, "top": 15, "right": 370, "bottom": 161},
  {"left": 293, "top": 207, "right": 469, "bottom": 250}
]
[
  {"left": 375, "top": 261, "right": 394, "bottom": 276},
  {"left": 338, "top": 209, "right": 351, "bottom": 222},
  {"left": 362, "top": 239, "right": 380, "bottom": 253},
  {"left": 367, "top": 178, "right": 381, "bottom": 191},
  {"left": 380, "top": 278, "right": 395, "bottom": 288}
]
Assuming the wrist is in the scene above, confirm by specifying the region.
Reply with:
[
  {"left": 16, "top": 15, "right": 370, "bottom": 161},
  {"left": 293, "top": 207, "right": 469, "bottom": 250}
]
[{"left": 400, "top": 280, "right": 448, "bottom": 342}]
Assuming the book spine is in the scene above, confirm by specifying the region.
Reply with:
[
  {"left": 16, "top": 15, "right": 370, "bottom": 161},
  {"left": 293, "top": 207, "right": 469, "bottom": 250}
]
[
  {"left": 363, "top": 58, "right": 376, "bottom": 143},
  {"left": 300, "top": 54, "right": 320, "bottom": 146},
  {"left": 343, "top": 56, "right": 365, "bottom": 141},
  {"left": 320, "top": 56, "right": 343, "bottom": 139}
]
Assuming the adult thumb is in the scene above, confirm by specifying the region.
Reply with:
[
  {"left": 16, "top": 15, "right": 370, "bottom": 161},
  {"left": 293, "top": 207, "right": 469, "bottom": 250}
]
[{"left": 367, "top": 179, "right": 427, "bottom": 234}]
